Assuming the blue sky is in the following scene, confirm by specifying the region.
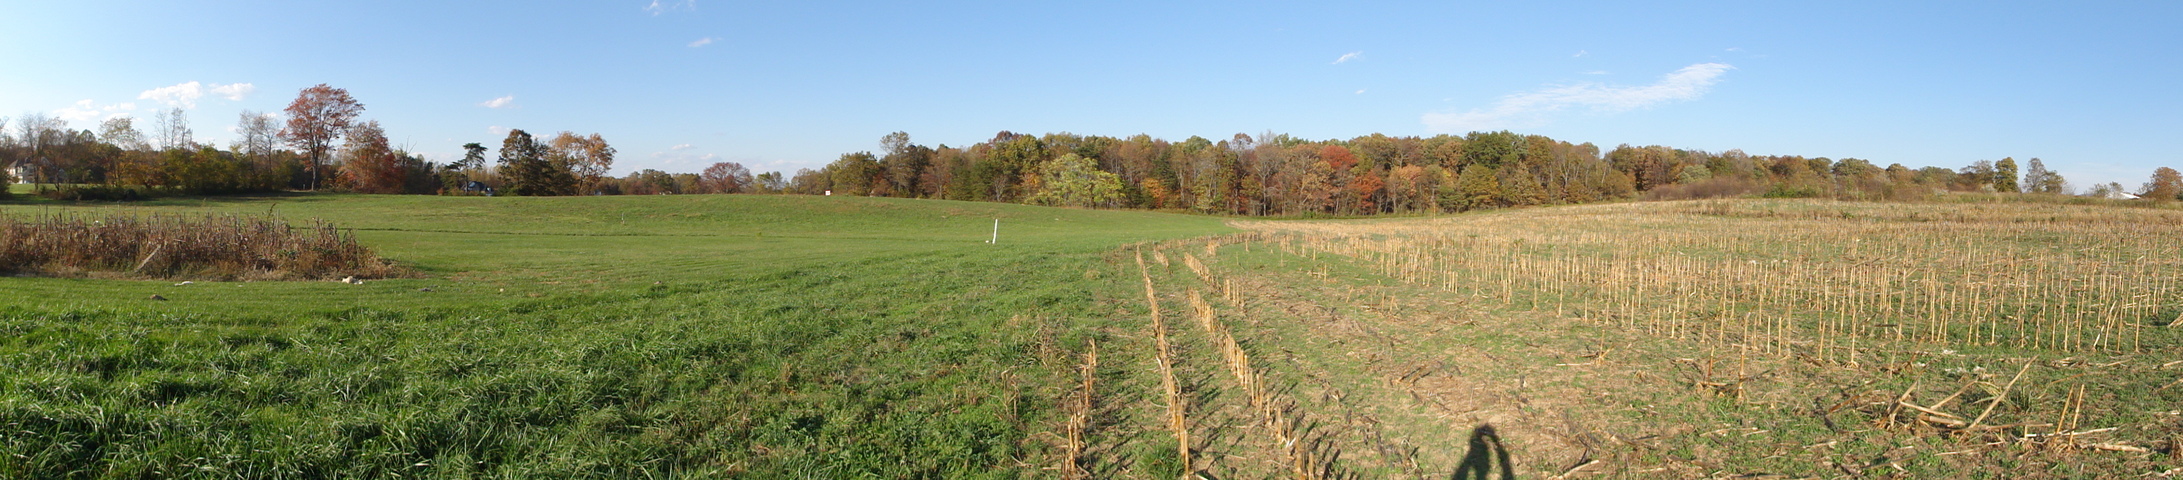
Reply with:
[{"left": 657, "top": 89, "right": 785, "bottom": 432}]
[{"left": 3, "top": 1, "right": 2177, "bottom": 189}]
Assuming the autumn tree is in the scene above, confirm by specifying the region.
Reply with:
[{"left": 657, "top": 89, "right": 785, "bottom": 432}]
[
  {"left": 1319, "top": 145, "right": 1358, "bottom": 171},
  {"left": 1350, "top": 170, "right": 1386, "bottom": 212},
  {"left": 1497, "top": 164, "right": 1547, "bottom": 206},
  {"left": 878, "top": 131, "right": 930, "bottom": 196},
  {"left": 1024, "top": 153, "right": 1124, "bottom": 207},
  {"left": 788, "top": 168, "right": 830, "bottom": 194},
  {"left": 983, "top": 133, "right": 1047, "bottom": 200},
  {"left": 625, "top": 169, "right": 679, "bottom": 194},
  {"left": 1993, "top": 157, "right": 2020, "bottom": 193},
  {"left": 89, "top": 117, "right": 149, "bottom": 185},
  {"left": 1384, "top": 165, "right": 1435, "bottom": 212},
  {"left": 2021, "top": 158, "right": 2066, "bottom": 194},
  {"left": 282, "top": 84, "right": 364, "bottom": 190},
  {"left": 2143, "top": 167, "right": 2183, "bottom": 201},
  {"left": 546, "top": 132, "right": 614, "bottom": 194},
  {"left": 700, "top": 161, "right": 752, "bottom": 193},
  {"left": 1606, "top": 144, "right": 1679, "bottom": 190},
  {"left": 337, "top": 121, "right": 406, "bottom": 193},
  {"left": 673, "top": 173, "right": 701, "bottom": 193},
  {"left": 1453, "top": 164, "right": 1502, "bottom": 210},
  {"left": 826, "top": 152, "right": 881, "bottom": 196},
  {"left": 1828, "top": 158, "right": 1886, "bottom": 199},
  {"left": 1955, "top": 160, "right": 1996, "bottom": 191}
]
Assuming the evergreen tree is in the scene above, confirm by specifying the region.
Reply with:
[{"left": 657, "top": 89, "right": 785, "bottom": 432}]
[{"left": 498, "top": 129, "right": 575, "bottom": 196}]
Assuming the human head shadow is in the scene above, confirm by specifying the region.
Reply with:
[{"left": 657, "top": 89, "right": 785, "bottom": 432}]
[{"left": 1451, "top": 423, "right": 1515, "bottom": 480}]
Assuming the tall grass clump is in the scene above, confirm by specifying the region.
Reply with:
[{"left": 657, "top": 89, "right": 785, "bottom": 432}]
[{"left": 0, "top": 212, "right": 403, "bottom": 280}]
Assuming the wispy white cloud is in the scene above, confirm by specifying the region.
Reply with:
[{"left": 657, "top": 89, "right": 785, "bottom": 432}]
[
  {"left": 479, "top": 95, "right": 516, "bottom": 108},
  {"left": 1422, "top": 62, "right": 1734, "bottom": 133},
  {"left": 488, "top": 125, "right": 509, "bottom": 136},
  {"left": 687, "top": 37, "right": 716, "bottom": 47},
  {"left": 1581, "top": 70, "right": 1609, "bottom": 75},
  {"left": 644, "top": 0, "right": 695, "bottom": 15},
  {"left": 1573, "top": 50, "right": 1589, "bottom": 58},
  {"left": 1331, "top": 51, "right": 1362, "bottom": 64},
  {"left": 138, "top": 81, "right": 254, "bottom": 109},
  {"left": 53, "top": 99, "right": 138, "bottom": 124},
  {"left": 210, "top": 83, "right": 255, "bottom": 100},
  {"left": 670, "top": 143, "right": 694, "bottom": 150},
  {"left": 1355, "top": 89, "right": 1367, "bottom": 95}
]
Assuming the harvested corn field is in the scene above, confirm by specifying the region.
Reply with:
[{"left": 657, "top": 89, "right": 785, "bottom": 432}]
[{"left": 1082, "top": 199, "right": 2182, "bottom": 478}]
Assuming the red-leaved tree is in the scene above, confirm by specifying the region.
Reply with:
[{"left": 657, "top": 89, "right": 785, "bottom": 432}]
[
  {"left": 283, "top": 84, "right": 364, "bottom": 190},
  {"left": 336, "top": 121, "right": 405, "bottom": 193},
  {"left": 700, "top": 161, "right": 752, "bottom": 193}
]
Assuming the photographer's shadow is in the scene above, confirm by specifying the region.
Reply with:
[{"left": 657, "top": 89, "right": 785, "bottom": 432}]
[{"left": 1451, "top": 423, "right": 1514, "bottom": 480}]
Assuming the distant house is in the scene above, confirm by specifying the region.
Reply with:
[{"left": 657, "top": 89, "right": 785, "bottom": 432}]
[
  {"left": 6, "top": 161, "right": 27, "bottom": 184},
  {"left": 461, "top": 180, "right": 496, "bottom": 196}
]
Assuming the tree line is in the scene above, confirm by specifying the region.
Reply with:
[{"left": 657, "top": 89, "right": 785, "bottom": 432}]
[
  {"left": 792, "top": 130, "right": 2177, "bottom": 214},
  {"left": 7, "top": 86, "right": 2181, "bottom": 207},
  {"left": 0, "top": 84, "right": 724, "bottom": 199}
]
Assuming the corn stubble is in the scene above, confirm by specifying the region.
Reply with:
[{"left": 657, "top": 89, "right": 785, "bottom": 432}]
[
  {"left": 1117, "top": 240, "right": 1348, "bottom": 480},
  {"left": 1137, "top": 249, "right": 1192, "bottom": 478},
  {"left": 1090, "top": 200, "right": 2183, "bottom": 477},
  {"left": 1248, "top": 200, "right": 2183, "bottom": 358}
]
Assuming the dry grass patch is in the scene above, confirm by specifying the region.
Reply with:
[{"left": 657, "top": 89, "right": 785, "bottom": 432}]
[{"left": 0, "top": 212, "right": 406, "bottom": 281}]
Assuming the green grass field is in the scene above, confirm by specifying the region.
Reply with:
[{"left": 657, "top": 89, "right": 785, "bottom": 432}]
[
  {"left": 10, "top": 192, "right": 2182, "bottom": 478},
  {"left": 0, "top": 193, "right": 1230, "bottom": 478}
]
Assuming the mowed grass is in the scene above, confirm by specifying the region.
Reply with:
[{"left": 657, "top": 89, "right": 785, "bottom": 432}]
[
  {"left": 0, "top": 193, "right": 1231, "bottom": 478},
  {"left": 1, "top": 193, "right": 1212, "bottom": 317}
]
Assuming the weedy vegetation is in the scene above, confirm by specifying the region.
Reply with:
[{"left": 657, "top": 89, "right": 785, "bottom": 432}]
[{"left": 0, "top": 212, "right": 401, "bottom": 280}]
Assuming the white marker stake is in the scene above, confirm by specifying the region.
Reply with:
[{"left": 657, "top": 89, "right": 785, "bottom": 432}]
[{"left": 990, "top": 219, "right": 999, "bottom": 244}]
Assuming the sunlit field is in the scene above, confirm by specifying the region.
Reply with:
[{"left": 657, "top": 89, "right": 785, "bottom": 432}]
[
  {"left": 6, "top": 194, "right": 2180, "bottom": 478},
  {"left": 0, "top": 193, "right": 1230, "bottom": 477},
  {"left": 1094, "top": 199, "right": 2182, "bottom": 478}
]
